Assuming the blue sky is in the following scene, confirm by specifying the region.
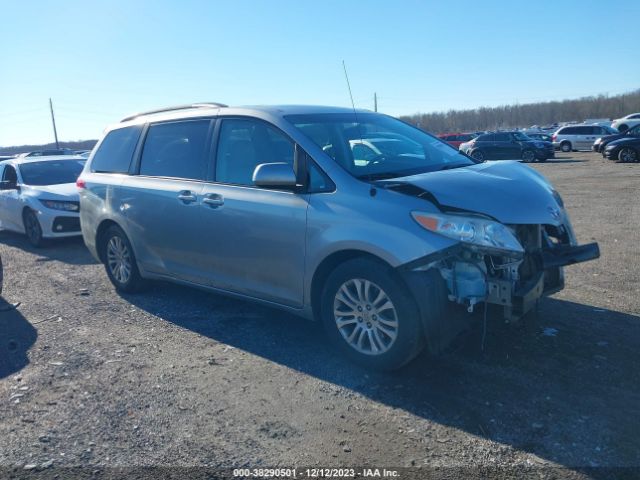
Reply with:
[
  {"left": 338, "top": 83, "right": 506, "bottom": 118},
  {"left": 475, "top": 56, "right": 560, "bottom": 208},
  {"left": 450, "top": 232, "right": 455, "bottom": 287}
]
[{"left": 1, "top": 0, "right": 638, "bottom": 146}]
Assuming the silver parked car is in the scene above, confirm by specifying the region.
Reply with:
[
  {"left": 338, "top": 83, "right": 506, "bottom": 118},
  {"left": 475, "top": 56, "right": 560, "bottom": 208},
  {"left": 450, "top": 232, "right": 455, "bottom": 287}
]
[
  {"left": 78, "top": 103, "right": 599, "bottom": 370},
  {"left": 0, "top": 155, "right": 85, "bottom": 246},
  {"left": 552, "top": 125, "right": 617, "bottom": 152}
]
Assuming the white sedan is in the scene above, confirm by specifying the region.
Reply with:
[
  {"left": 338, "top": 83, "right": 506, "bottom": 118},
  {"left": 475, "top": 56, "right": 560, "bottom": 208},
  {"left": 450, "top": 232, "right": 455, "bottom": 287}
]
[{"left": 0, "top": 155, "right": 85, "bottom": 247}]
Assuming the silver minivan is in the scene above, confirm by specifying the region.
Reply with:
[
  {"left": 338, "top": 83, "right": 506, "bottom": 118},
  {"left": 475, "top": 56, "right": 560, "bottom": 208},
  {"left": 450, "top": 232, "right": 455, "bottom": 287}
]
[
  {"left": 78, "top": 103, "right": 599, "bottom": 370},
  {"left": 552, "top": 125, "right": 617, "bottom": 152}
]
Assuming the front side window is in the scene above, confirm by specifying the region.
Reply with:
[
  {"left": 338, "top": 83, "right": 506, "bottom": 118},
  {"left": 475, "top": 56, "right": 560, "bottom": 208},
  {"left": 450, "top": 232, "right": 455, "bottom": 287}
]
[
  {"left": 2, "top": 165, "right": 17, "bottom": 185},
  {"left": 215, "top": 118, "right": 294, "bottom": 186},
  {"left": 91, "top": 125, "right": 142, "bottom": 173},
  {"left": 494, "top": 133, "right": 511, "bottom": 142},
  {"left": 512, "top": 132, "right": 530, "bottom": 141},
  {"left": 287, "top": 113, "right": 474, "bottom": 180},
  {"left": 629, "top": 125, "right": 640, "bottom": 137},
  {"left": 19, "top": 160, "right": 86, "bottom": 186},
  {"left": 139, "top": 120, "right": 210, "bottom": 180}
]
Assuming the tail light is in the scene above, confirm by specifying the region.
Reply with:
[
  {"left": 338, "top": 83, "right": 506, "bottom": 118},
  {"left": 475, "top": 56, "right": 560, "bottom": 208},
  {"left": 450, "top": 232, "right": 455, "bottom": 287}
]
[
  {"left": 76, "top": 178, "right": 86, "bottom": 189},
  {"left": 551, "top": 134, "right": 557, "bottom": 141}
]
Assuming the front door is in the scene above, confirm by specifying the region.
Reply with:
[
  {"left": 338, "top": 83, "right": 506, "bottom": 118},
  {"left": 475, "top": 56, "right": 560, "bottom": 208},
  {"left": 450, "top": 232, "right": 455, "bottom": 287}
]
[
  {"left": 197, "top": 117, "right": 308, "bottom": 307},
  {"left": 0, "top": 165, "right": 23, "bottom": 232}
]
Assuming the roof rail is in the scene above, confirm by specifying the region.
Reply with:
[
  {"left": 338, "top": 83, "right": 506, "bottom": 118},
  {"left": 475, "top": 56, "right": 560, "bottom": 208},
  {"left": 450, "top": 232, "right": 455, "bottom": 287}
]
[{"left": 120, "top": 102, "right": 228, "bottom": 123}]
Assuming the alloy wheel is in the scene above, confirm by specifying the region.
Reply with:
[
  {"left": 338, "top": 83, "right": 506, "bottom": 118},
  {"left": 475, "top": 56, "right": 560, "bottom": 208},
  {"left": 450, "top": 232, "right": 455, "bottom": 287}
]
[
  {"left": 522, "top": 150, "right": 535, "bottom": 162},
  {"left": 619, "top": 148, "right": 637, "bottom": 163},
  {"left": 333, "top": 278, "right": 399, "bottom": 355},
  {"left": 106, "top": 235, "right": 132, "bottom": 284}
]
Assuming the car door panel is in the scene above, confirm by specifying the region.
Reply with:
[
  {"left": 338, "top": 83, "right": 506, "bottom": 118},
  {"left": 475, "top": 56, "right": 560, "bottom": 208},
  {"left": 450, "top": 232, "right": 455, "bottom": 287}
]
[{"left": 197, "top": 184, "right": 308, "bottom": 307}]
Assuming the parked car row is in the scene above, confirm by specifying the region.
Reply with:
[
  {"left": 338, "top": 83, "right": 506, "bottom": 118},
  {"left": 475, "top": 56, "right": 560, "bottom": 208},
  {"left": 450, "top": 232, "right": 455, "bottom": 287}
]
[{"left": 0, "top": 102, "right": 600, "bottom": 370}]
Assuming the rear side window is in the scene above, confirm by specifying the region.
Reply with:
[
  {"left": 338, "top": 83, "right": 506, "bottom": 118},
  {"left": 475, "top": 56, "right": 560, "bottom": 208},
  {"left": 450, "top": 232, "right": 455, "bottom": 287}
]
[
  {"left": 91, "top": 126, "right": 142, "bottom": 173},
  {"left": 477, "top": 134, "right": 494, "bottom": 142},
  {"left": 561, "top": 127, "right": 576, "bottom": 135},
  {"left": 494, "top": 133, "right": 510, "bottom": 141},
  {"left": 139, "top": 120, "right": 211, "bottom": 180}
]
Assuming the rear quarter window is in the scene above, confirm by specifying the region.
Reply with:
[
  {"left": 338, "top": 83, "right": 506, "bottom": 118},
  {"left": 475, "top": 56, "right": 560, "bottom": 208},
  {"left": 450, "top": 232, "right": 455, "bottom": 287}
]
[{"left": 90, "top": 125, "right": 143, "bottom": 173}]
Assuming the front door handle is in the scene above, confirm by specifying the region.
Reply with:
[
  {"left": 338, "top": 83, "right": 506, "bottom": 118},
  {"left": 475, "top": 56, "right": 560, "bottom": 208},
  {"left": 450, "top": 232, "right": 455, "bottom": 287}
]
[
  {"left": 177, "top": 190, "right": 197, "bottom": 204},
  {"left": 203, "top": 193, "right": 224, "bottom": 208}
]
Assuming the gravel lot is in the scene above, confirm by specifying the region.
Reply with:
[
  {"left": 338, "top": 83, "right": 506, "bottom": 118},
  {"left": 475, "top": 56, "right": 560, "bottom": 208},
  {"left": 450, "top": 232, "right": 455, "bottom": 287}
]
[{"left": 1, "top": 151, "right": 638, "bottom": 479}]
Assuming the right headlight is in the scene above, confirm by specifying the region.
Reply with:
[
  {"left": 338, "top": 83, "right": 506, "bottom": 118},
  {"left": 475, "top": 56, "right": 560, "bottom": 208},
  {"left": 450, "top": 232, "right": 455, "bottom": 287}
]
[{"left": 411, "top": 211, "right": 524, "bottom": 255}]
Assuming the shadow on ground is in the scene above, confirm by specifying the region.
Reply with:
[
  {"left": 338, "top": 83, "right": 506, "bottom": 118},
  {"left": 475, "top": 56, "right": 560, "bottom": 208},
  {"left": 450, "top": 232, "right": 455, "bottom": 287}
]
[
  {"left": 0, "top": 232, "right": 96, "bottom": 266},
  {"left": 123, "top": 283, "right": 640, "bottom": 471},
  {"left": 0, "top": 302, "right": 36, "bottom": 379}
]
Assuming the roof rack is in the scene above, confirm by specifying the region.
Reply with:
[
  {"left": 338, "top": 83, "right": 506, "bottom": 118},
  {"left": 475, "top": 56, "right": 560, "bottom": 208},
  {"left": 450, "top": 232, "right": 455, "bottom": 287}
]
[{"left": 120, "top": 102, "right": 228, "bottom": 123}]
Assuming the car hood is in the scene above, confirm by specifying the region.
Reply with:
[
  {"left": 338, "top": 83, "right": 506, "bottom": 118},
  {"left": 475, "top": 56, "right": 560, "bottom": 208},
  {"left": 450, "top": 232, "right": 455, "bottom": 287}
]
[
  {"left": 24, "top": 182, "right": 79, "bottom": 199},
  {"left": 382, "top": 161, "right": 564, "bottom": 225},
  {"left": 607, "top": 137, "right": 640, "bottom": 147}
]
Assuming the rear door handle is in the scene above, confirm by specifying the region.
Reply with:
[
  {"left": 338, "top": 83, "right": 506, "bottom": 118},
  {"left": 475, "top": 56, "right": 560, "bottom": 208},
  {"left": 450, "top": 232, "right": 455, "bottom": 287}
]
[
  {"left": 203, "top": 193, "right": 224, "bottom": 208},
  {"left": 177, "top": 190, "right": 197, "bottom": 204}
]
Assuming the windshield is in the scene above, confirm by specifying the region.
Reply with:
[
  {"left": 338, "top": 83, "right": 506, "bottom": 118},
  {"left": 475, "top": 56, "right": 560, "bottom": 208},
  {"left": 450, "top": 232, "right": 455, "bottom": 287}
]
[
  {"left": 512, "top": 132, "right": 532, "bottom": 141},
  {"left": 286, "top": 113, "right": 475, "bottom": 180},
  {"left": 19, "top": 159, "right": 86, "bottom": 186}
]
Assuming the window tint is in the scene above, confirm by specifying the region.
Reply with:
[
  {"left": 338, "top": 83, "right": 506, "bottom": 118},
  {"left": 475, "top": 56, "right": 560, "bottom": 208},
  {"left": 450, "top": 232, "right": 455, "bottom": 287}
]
[
  {"left": 91, "top": 125, "right": 142, "bottom": 174},
  {"left": 216, "top": 118, "right": 294, "bottom": 186},
  {"left": 494, "top": 133, "right": 511, "bottom": 141},
  {"left": 477, "top": 134, "right": 494, "bottom": 142},
  {"left": 561, "top": 127, "right": 576, "bottom": 135},
  {"left": 458, "top": 134, "right": 473, "bottom": 141},
  {"left": 629, "top": 125, "right": 640, "bottom": 136},
  {"left": 139, "top": 120, "right": 210, "bottom": 180}
]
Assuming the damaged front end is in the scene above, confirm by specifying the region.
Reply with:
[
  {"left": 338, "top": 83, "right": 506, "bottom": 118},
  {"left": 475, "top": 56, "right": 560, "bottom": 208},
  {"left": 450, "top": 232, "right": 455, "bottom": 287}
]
[{"left": 404, "top": 213, "right": 600, "bottom": 323}]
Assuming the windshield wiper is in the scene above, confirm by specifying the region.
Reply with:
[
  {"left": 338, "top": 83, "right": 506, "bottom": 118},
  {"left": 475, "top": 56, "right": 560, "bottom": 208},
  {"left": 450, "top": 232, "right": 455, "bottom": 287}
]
[{"left": 357, "top": 172, "right": 405, "bottom": 181}]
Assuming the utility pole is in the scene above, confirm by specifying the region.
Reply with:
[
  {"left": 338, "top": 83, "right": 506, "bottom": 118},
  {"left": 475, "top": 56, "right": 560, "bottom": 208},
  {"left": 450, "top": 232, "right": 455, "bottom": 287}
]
[
  {"left": 49, "top": 98, "right": 59, "bottom": 148},
  {"left": 374, "top": 92, "right": 378, "bottom": 112}
]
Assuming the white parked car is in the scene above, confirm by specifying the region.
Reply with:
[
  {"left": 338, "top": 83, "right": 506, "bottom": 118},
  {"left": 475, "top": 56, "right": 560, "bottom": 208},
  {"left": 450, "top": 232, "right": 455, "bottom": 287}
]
[
  {"left": 0, "top": 155, "right": 85, "bottom": 246},
  {"left": 611, "top": 113, "right": 640, "bottom": 133}
]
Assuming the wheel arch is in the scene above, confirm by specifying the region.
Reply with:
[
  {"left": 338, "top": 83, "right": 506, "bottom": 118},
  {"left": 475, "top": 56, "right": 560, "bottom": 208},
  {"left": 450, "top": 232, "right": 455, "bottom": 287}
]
[
  {"left": 95, "top": 219, "right": 124, "bottom": 263},
  {"left": 309, "top": 249, "right": 394, "bottom": 322}
]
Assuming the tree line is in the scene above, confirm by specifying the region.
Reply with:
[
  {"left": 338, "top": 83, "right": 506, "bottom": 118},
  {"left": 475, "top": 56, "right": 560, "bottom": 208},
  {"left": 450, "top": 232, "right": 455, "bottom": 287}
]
[
  {"left": 0, "top": 139, "right": 97, "bottom": 156},
  {"left": 400, "top": 89, "right": 640, "bottom": 134}
]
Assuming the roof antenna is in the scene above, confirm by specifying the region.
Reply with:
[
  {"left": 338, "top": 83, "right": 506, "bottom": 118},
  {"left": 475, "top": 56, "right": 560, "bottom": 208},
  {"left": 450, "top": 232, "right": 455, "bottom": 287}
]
[{"left": 343, "top": 61, "right": 376, "bottom": 196}]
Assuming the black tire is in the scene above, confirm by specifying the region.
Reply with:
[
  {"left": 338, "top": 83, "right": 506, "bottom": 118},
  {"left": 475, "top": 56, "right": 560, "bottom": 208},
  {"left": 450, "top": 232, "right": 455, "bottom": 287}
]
[
  {"left": 521, "top": 150, "right": 535, "bottom": 163},
  {"left": 320, "top": 257, "right": 426, "bottom": 371},
  {"left": 22, "top": 209, "right": 45, "bottom": 248},
  {"left": 618, "top": 124, "right": 629, "bottom": 133},
  {"left": 101, "top": 225, "right": 146, "bottom": 293},
  {"left": 617, "top": 147, "right": 638, "bottom": 163},
  {"left": 470, "top": 150, "right": 485, "bottom": 161},
  {"left": 537, "top": 157, "right": 547, "bottom": 163},
  {"left": 560, "top": 141, "right": 572, "bottom": 153}
]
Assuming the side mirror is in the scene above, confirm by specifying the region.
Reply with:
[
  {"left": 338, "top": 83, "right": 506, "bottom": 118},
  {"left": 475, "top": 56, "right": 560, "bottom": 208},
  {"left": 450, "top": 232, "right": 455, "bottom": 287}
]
[{"left": 252, "top": 163, "right": 297, "bottom": 189}]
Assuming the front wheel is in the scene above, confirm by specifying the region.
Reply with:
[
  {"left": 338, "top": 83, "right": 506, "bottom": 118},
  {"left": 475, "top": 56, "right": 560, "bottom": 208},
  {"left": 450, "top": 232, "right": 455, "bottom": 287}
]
[
  {"left": 102, "top": 225, "right": 145, "bottom": 293},
  {"left": 560, "top": 142, "right": 572, "bottom": 153},
  {"left": 470, "top": 150, "right": 485, "bottom": 161},
  {"left": 321, "top": 258, "right": 425, "bottom": 371},
  {"left": 23, "top": 209, "right": 44, "bottom": 248},
  {"left": 618, "top": 147, "right": 638, "bottom": 163}
]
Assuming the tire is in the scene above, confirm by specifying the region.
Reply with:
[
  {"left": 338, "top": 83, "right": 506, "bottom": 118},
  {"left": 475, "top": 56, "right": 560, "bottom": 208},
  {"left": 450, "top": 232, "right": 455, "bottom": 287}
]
[
  {"left": 618, "top": 147, "right": 638, "bottom": 163},
  {"left": 23, "top": 209, "right": 44, "bottom": 248},
  {"left": 537, "top": 157, "right": 547, "bottom": 163},
  {"left": 560, "top": 141, "right": 572, "bottom": 153},
  {"left": 101, "top": 225, "right": 145, "bottom": 293},
  {"left": 470, "top": 150, "right": 485, "bottom": 161},
  {"left": 618, "top": 124, "right": 629, "bottom": 133},
  {"left": 521, "top": 150, "right": 535, "bottom": 162},
  {"left": 320, "top": 258, "right": 426, "bottom": 371}
]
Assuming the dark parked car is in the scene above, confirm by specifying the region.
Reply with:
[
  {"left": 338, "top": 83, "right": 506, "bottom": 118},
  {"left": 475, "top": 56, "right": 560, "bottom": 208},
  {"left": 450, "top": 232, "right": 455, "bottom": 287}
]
[
  {"left": 603, "top": 137, "right": 640, "bottom": 162},
  {"left": 459, "top": 131, "right": 554, "bottom": 162},
  {"left": 593, "top": 124, "right": 640, "bottom": 154},
  {"left": 526, "top": 132, "right": 553, "bottom": 143}
]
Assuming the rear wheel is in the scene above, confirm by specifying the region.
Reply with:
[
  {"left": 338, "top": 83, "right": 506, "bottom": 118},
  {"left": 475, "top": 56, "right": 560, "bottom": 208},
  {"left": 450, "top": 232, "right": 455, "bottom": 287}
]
[
  {"left": 521, "top": 150, "right": 535, "bottom": 162},
  {"left": 618, "top": 124, "right": 629, "bottom": 133},
  {"left": 102, "top": 225, "right": 145, "bottom": 292},
  {"left": 560, "top": 141, "right": 572, "bottom": 153},
  {"left": 321, "top": 258, "right": 425, "bottom": 371},
  {"left": 23, "top": 209, "right": 44, "bottom": 248},
  {"left": 618, "top": 147, "right": 638, "bottom": 163}
]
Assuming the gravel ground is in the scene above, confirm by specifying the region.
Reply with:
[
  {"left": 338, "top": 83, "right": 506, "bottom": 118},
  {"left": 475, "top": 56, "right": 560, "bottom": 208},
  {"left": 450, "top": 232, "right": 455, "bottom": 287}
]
[{"left": 0, "top": 151, "right": 638, "bottom": 479}]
